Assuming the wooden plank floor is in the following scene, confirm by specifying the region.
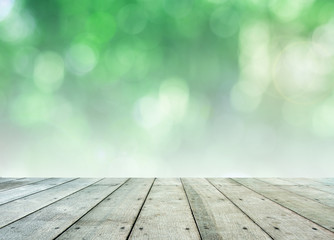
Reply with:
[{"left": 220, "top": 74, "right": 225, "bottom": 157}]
[{"left": 0, "top": 178, "right": 334, "bottom": 240}]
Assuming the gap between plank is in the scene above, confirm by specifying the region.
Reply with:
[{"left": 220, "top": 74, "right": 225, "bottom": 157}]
[
  {"left": 0, "top": 178, "right": 78, "bottom": 206},
  {"left": 180, "top": 178, "right": 203, "bottom": 240},
  {"left": 0, "top": 178, "right": 105, "bottom": 229},
  {"left": 277, "top": 178, "right": 334, "bottom": 196},
  {"left": 206, "top": 178, "right": 274, "bottom": 240},
  {"left": 256, "top": 178, "right": 334, "bottom": 209},
  {"left": 232, "top": 178, "right": 334, "bottom": 234},
  {"left": 126, "top": 178, "right": 156, "bottom": 240},
  {"left": 0, "top": 178, "right": 24, "bottom": 184},
  {"left": 0, "top": 178, "right": 49, "bottom": 192},
  {"left": 53, "top": 178, "right": 131, "bottom": 239}
]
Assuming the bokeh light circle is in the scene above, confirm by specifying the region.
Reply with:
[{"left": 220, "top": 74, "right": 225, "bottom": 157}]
[
  {"left": 117, "top": 4, "right": 147, "bottom": 35},
  {"left": 273, "top": 42, "right": 331, "bottom": 104},
  {"left": 34, "top": 51, "right": 64, "bottom": 92},
  {"left": 164, "top": 0, "right": 193, "bottom": 18},
  {"left": 0, "top": 0, "right": 15, "bottom": 22},
  {"left": 66, "top": 43, "right": 97, "bottom": 75},
  {"left": 210, "top": 7, "right": 239, "bottom": 38}
]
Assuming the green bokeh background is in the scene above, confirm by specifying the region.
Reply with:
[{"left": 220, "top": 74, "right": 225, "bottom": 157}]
[{"left": 1, "top": 0, "right": 334, "bottom": 176}]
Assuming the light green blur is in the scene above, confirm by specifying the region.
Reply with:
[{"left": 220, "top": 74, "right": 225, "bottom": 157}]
[{"left": 0, "top": 0, "right": 334, "bottom": 177}]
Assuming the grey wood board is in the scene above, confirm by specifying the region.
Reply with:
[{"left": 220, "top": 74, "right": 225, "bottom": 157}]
[
  {"left": 128, "top": 178, "right": 201, "bottom": 240},
  {"left": 0, "top": 178, "right": 47, "bottom": 192},
  {"left": 0, "top": 178, "right": 127, "bottom": 240},
  {"left": 0, "top": 178, "right": 75, "bottom": 205},
  {"left": 210, "top": 178, "right": 334, "bottom": 240},
  {"left": 0, "top": 178, "right": 17, "bottom": 184},
  {"left": 235, "top": 178, "right": 334, "bottom": 233},
  {"left": 0, "top": 178, "right": 101, "bottom": 228},
  {"left": 182, "top": 178, "right": 271, "bottom": 240},
  {"left": 315, "top": 179, "right": 334, "bottom": 185},
  {"left": 259, "top": 178, "right": 334, "bottom": 208},
  {"left": 56, "top": 178, "right": 154, "bottom": 240},
  {"left": 282, "top": 178, "right": 334, "bottom": 195}
]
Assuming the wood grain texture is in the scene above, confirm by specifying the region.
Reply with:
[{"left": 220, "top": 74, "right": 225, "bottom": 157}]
[
  {"left": 282, "top": 178, "right": 334, "bottom": 195},
  {"left": 182, "top": 178, "right": 271, "bottom": 240},
  {"left": 128, "top": 178, "right": 200, "bottom": 240},
  {"left": 258, "top": 178, "right": 296, "bottom": 185},
  {"left": 154, "top": 178, "right": 181, "bottom": 186},
  {"left": 0, "top": 178, "right": 101, "bottom": 228},
  {"left": 315, "top": 179, "right": 334, "bottom": 186},
  {"left": 210, "top": 178, "right": 334, "bottom": 240},
  {"left": 0, "top": 178, "right": 17, "bottom": 184},
  {"left": 0, "top": 178, "right": 332, "bottom": 240},
  {"left": 235, "top": 178, "right": 334, "bottom": 233},
  {"left": 0, "top": 178, "right": 47, "bottom": 192},
  {"left": 56, "top": 178, "right": 154, "bottom": 240},
  {"left": 0, "top": 178, "right": 127, "bottom": 240},
  {"left": 259, "top": 178, "right": 334, "bottom": 208},
  {"left": 0, "top": 178, "right": 75, "bottom": 205}
]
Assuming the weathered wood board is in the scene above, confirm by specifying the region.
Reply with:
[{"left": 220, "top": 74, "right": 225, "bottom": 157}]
[
  {"left": 0, "top": 178, "right": 47, "bottom": 192},
  {"left": 56, "top": 178, "right": 154, "bottom": 240},
  {"left": 259, "top": 178, "right": 334, "bottom": 208},
  {"left": 182, "top": 178, "right": 271, "bottom": 240},
  {"left": 235, "top": 178, "right": 334, "bottom": 233},
  {"left": 0, "top": 178, "right": 333, "bottom": 240},
  {"left": 0, "top": 178, "right": 75, "bottom": 205},
  {"left": 0, "top": 178, "right": 127, "bottom": 240},
  {"left": 128, "top": 178, "right": 201, "bottom": 240},
  {"left": 210, "top": 178, "right": 334, "bottom": 239}
]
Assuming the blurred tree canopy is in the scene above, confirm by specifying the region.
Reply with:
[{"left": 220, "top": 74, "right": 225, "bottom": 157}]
[{"left": 0, "top": 0, "right": 334, "bottom": 176}]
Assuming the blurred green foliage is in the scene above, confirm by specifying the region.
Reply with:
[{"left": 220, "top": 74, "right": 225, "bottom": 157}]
[{"left": 0, "top": 0, "right": 334, "bottom": 176}]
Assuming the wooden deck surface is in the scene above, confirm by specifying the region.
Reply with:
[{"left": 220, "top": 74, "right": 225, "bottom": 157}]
[{"left": 0, "top": 178, "right": 334, "bottom": 239}]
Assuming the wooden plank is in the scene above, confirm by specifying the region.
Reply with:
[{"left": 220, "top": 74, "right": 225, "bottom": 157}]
[
  {"left": 282, "top": 178, "right": 334, "bottom": 195},
  {"left": 0, "top": 178, "right": 17, "bottom": 184},
  {"left": 155, "top": 178, "right": 181, "bottom": 185},
  {"left": 258, "top": 178, "right": 296, "bottom": 185},
  {"left": 182, "top": 178, "right": 271, "bottom": 240},
  {"left": 281, "top": 178, "right": 333, "bottom": 187},
  {"left": 0, "top": 178, "right": 127, "bottom": 240},
  {"left": 0, "top": 178, "right": 47, "bottom": 192},
  {"left": 259, "top": 178, "right": 334, "bottom": 208},
  {"left": 209, "top": 178, "right": 334, "bottom": 239},
  {"left": 235, "top": 178, "right": 334, "bottom": 233},
  {"left": 0, "top": 178, "right": 101, "bottom": 228},
  {"left": 128, "top": 178, "right": 200, "bottom": 240},
  {"left": 0, "top": 178, "right": 75, "bottom": 205},
  {"left": 315, "top": 178, "right": 334, "bottom": 186},
  {"left": 56, "top": 178, "right": 154, "bottom": 240},
  {"left": 285, "top": 178, "right": 334, "bottom": 186}
]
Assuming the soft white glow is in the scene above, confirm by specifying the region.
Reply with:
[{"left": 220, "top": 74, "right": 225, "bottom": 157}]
[
  {"left": 269, "top": 0, "right": 314, "bottom": 22},
  {"left": 230, "top": 80, "right": 262, "bottom": 113},
  {"left": 0, "top": 12, "right": 35, "bottom": 42},
  {"left": 66, "top": 43, "right": 97, "bottom": 75},
  {"left": 312, "top": 96, "right": 334, "bottom": 137},
  {"left": 312, "top": 20, "right": 334, "bottom": 57},
  {"left": 159, "top": 78, "right": 189, "bottom": 122},
  {"left": 0, "top": 0, "right": 14, "bottom": 22},
  {"left": 237, "top": 21, "right": 271, "bottom": 112},
  {"left": 34, "top": 51, "right": 64, "bottom": 92},
  {"left": 273, "top": 41, "right": 330, "bottom": 103}
]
